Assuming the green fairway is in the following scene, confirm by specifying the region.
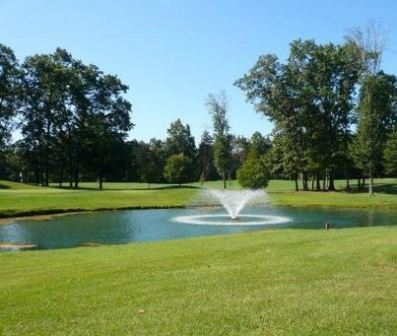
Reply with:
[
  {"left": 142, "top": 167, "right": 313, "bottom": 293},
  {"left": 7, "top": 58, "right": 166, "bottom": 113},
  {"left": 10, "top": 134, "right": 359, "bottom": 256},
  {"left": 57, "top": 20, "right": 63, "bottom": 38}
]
[
  {"left": 1, "top": 178, "right": 397, "bottom": 218},
  {"left": 0, "top": 186, "right": 197, "bottom": 218},
  {"left": 0, "top": 227, "right": 396, "bottom": 335}
]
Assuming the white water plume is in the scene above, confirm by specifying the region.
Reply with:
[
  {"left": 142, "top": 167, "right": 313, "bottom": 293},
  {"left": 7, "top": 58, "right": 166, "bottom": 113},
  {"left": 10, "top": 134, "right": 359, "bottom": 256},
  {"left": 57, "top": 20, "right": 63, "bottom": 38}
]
[{"left": 204, "top": 189, "right": 267, "bottom": 219}]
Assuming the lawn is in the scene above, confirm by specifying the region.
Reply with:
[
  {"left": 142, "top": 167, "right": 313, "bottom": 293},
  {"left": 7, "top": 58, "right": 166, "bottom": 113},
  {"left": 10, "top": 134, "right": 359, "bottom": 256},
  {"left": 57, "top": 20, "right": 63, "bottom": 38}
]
[
  {"left": 1, "top": 178, "right": 397, "bottom": 218},
  {"left": 1, "top": 227, "right": 396, "bottom": 335},
  {"left": 0, "top": 186, "right": 198, "bottom": 217}
]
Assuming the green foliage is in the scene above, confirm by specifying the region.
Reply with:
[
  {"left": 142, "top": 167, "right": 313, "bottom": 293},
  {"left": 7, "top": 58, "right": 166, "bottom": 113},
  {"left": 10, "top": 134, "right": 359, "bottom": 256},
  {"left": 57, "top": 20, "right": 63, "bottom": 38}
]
[
  {"left": 165, "top": 119, "right": 197, "bottom": 181},
  {"left": 237, "top": 148, "right": 269, "bottom": 189},
  {"left": 19, "top": 48, "right": 133, "bottom": 188},
  {"left": 165, "top": 119, "right": 196, "bottom": 158},
  {"left": 351, "top": 73, "right": 397, "bottom": 194},
  {"left": 236, "top": 39, "right": 364, "bottom": 190},
  {"left": 250, "top": 131, "right": 272, "bottom": 156},
  {"left": 197, "top": 130, "right": 215, "bottom": 181},
  {"left": 384, "top": 132, "right": 397, "bottom": 176},
  {"left": 230, "top": 135, "right": 250, "bottom": 177},
  {"left": 0, "top": 43, "right": 21, "bottom": 178},
  {"left": 213, "top": 136, "right": 232, "bottom": 181},
  {"left": 206, "top": 92, "right": 232, "bottom": 188},
  {"left": 163, "top": 153, "right": 192, "bottom": 185}
]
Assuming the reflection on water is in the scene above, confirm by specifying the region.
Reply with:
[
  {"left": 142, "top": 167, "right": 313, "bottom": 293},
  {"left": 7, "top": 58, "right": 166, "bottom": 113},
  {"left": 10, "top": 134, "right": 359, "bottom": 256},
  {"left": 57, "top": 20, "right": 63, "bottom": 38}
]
[{"left": 0, "top": 206, "right": 396, "bottom": 250}]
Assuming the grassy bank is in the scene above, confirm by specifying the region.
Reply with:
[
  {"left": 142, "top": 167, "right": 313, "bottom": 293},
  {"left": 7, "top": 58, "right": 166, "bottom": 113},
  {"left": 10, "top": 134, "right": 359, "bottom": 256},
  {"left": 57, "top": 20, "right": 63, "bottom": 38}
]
[
  {"left": 1, "top": 178, "right": 397, "bottom": 218},
  {"left": 0, "top": 185, "right": 197, "bottom": 218},
  {"left": 1, "top": 227, "right": 396, "bottom": 335}
]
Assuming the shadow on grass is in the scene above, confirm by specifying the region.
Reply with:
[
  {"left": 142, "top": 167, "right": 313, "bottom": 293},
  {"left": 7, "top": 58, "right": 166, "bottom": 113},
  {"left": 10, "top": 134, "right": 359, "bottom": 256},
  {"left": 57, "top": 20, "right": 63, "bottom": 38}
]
[
  {"left": 130, "top": 185, "right": 201, "bottom": 191},
  {"left": 50, "top": 184, "right": 202, "bottom": 191},
  {"left": 345, "top": 182, "right": 397, "bottom": 195}
]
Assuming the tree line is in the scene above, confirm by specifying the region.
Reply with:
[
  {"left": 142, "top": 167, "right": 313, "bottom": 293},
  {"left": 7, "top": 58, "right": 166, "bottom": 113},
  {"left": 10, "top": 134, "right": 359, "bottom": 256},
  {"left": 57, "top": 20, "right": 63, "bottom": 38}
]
[
  {"left": 2, "top": 22, "right": 397, "bottom": 193},
  {"left": 0, "top": 45, "right": 133, "bottom": 189},
  {"left": 236, "top": 25, "right": 397, "bottom": 195},
  {"left": 0, "top": 45, "right": 270, "bottom": 189}
]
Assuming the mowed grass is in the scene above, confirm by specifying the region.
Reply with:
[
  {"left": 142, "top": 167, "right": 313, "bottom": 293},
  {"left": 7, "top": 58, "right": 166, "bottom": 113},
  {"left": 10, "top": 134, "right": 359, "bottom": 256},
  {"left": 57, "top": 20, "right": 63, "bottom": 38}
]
[
  {"left": 0, "top": 227, "right": 396, "bottom": 335},
  {"left": 0, "top": 186, "right": 197, "bottom": 217},
  {"left": 1, "top": 178, "right": 397, "bottom": 217},
  {"left": 269, "top": 178, "right": 397, "bottom": 209}
]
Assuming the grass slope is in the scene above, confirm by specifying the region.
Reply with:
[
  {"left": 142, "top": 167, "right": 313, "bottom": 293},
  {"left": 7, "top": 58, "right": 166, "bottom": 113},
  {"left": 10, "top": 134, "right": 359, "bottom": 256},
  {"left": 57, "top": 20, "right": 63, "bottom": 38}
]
[
  {"left": 1, "top": 179, "right": 397, "bottom": 218},
  {"left": 1, "top": 227, "right": 396, "bottom": 335}
]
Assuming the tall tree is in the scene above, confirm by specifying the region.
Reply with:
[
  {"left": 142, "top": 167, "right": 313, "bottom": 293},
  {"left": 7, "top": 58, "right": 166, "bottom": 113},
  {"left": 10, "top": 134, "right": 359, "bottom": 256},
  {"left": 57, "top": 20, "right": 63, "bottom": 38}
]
[
  {"left": 236, "top": 40, "right": 363, "bottom": 191},
  {"left": 20, "top": 49, "right": 133, "bottom": 188},
  {"left": 142, "top": 138, "right": 167, "bottom": 186},
  {"left": 85, "top": 73, "right": 133, "bottom": 189},
  {"left": 250, "top": 132, "right": 272, "bottom": 156},
  {"left": 197, "top": 130, "right": 215, "bottom": 183},
  {"left": 0, "top": 44, "right": 21, "bottom": 178},
  {"left": 165, "top": 119, "right": 196, "bottom": 180},
  {"left": 206, "top": 92, "right": 232, "bottom": 188},
  {"left": 351, "top": 73, "right": 397, "bottom": 195},
  {"left": 345, "top": 19, "right": 389, "bottom": 74},
  {"left": 165, "top": 119, "right": 196, "bottom": 158},
  {"left": 21, "top": 50, "right": 70, "bottom": 185}
]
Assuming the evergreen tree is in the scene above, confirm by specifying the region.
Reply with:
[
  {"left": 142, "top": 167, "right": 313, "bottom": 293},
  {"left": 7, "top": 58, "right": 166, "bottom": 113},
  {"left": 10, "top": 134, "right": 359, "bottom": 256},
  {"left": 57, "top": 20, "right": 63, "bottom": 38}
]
[
  {"left": 237, "top": 147, "right": 269, "bottom": 189},
  {"left": 165, "top": 119, "right": 196, "bottom": 180},
  {"left": 197, "top": 130, "right": 215, "bottom": 182}
]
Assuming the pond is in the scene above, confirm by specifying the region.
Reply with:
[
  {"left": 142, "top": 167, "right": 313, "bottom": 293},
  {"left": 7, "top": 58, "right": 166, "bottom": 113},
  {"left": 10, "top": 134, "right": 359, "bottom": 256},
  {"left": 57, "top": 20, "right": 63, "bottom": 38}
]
[{"left": 1, "top": 206, "right": 397, "bottom": 250}]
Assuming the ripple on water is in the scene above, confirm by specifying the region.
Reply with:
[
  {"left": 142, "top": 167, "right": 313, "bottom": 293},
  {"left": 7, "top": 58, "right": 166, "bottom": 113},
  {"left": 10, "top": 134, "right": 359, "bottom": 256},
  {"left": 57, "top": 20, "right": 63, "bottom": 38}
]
[{"left": 172, "top": 214, "right": 291, "bottom": 226}]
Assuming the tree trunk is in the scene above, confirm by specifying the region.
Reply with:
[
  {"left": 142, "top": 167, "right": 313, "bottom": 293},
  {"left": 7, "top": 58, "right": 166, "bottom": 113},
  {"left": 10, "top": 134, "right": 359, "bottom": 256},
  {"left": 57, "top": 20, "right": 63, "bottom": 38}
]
[
  {"left": 35, "top": 168, "right": 40, "bottom": 185},
  {"left": 369, "top": 163, "right": 374, "bottom": 196},
  {"left": 344, "top": 165, "right": 350, "bottom": 191},
  {"left": 357, "top": 178, "right": 361, "bottom": 190},
  {"left": 328, "top": 169, "right": 335, "bottom": 191},
  {"left": 315, "top": 171, "right": 321, "bottom": 191},
  {"left": 59, "top": 167, "right": 63, "bottom": 188},
  {"left": 302, "top": 172, "right": 308, "bottom": 191},
  {"left": 362, "top": 176, "right": 366, "bottom": 189},
  {"left": 74, "top": 168, "right": 79, "bottom": 189},
  {"left": 311, "top": 175, "right": 315, "bottom": 190},
  {"left": 223, "top": 172, "right": 227, "bottom": 189},
  {"left": 99, "top": 174, "right": 103, "bottom": 190},
  {"left": 44, "top": 167, "right": 49, "bottom": 187},
  {"left": 294, "top": 176, "right": 299, "bottom": 191}
]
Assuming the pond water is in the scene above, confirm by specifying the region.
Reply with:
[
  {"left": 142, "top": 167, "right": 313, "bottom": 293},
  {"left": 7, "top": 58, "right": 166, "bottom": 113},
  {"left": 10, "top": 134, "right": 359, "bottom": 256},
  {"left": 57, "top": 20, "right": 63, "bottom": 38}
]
[{"left": 1, "top": 206, "right": 397, "bottom": 250}]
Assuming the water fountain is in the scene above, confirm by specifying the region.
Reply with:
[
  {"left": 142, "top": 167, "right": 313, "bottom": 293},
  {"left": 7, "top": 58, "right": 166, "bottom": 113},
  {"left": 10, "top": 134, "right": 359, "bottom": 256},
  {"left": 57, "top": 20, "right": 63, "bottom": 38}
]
[
  {"left": 206, "top": 189, "right": 265, "bottom": 219},
  {"left": 172, "top": 189, "right": 291, "bottom": 226}
]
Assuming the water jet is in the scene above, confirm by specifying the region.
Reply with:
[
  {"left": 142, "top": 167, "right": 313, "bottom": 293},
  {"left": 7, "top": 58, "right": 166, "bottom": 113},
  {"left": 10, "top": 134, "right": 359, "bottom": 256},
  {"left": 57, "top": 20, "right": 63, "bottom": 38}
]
[{"left": 173, "top": 189, "right": 290, "bottom": 226}]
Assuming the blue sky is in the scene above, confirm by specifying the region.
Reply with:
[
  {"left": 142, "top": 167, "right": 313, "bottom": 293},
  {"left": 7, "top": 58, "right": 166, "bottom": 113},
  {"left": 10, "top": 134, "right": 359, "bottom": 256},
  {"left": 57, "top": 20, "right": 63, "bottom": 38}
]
[{"left": 1, "top": 0, "right": 396, "bottom": 143}]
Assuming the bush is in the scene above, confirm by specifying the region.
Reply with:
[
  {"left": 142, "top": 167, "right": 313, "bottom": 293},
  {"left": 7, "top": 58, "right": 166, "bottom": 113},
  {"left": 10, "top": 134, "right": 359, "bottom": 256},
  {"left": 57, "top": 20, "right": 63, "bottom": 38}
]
[
  {"left": 164, "top": 153, "right": 192, "bottom": 185},
  {"left": 237, "top": 148, "right": 269, "bottom": 189}
]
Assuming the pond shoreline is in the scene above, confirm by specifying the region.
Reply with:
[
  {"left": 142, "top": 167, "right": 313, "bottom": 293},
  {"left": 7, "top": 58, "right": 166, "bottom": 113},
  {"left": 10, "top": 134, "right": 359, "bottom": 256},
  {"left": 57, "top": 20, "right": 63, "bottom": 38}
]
[
  {"left": 0, "top": 205, "right": 188, "bottom": 223},
  {"left": 2, "top": 201, "right": 397, "bottom": 223}
]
